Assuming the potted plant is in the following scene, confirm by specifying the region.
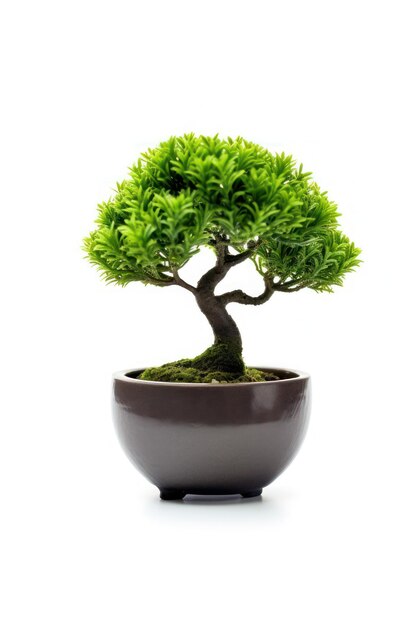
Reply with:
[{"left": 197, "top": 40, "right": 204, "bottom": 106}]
[{"left": 84, "top": 134, "right": 360, "bottom": 499}]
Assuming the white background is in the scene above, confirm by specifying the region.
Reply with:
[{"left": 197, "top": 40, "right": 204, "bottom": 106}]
[{"left": 1, "top": 1, "right": 416, "bottom": 624}]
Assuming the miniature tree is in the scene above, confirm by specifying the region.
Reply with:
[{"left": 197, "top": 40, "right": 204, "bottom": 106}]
[{"left": 84, "top": 134, "right": 360, "bottom": 382}]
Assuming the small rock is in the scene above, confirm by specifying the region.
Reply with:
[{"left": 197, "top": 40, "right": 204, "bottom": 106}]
[{"left": 211, "top": 378, "right": 220, "bottom": 384}]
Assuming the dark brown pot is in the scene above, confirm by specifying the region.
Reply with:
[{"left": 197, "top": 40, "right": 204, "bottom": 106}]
[{"left": 112, "top": 368, "right": 311, "bottom": 500}]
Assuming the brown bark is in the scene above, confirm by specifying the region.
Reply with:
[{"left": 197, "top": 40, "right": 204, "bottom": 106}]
[
  {"left": 172, "top": 241, "right": 274, "bottom": 353},
  {"left": 195, "top": 291, "right": 243, "bottom": 351}
]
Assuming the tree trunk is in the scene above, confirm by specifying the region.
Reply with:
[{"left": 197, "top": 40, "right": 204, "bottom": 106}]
[
  {"left": 195, "top": 292, "right": 242, "bottom": 351},
  {"left": 191, "top": 244, "right": 248, "bottom": 374}
]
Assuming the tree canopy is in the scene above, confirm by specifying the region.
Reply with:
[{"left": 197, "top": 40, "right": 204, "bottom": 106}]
[{"left": 84, "top": 134, "right": 360, "bottom": 294}]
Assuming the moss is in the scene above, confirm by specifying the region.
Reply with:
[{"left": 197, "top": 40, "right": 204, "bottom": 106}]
[
  {"left": 138, "top": 343, "right": 279, "bottom": 383},
  {"left": 188, "top": 342, "right": 245, "bottom": 373},
  {"left": 139, "top": 364, "right": 279, "bottom": 383}
]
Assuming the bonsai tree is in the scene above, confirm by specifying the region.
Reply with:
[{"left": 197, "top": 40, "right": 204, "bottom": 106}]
[{"left": 84, "top": 134, "right": 360, "bottom": 382}]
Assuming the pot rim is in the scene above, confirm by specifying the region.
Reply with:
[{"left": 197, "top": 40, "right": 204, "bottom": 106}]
[{"left": 113, "top": 367, "right": 310, "bottom": 387}]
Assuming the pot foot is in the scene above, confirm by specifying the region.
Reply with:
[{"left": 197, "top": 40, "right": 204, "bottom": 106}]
[
  {"left": 160, "top": 489, "right": 186, "bottom": 501},
  {"left": 241, "top": 489, "right": 262, "bottom": 498}
]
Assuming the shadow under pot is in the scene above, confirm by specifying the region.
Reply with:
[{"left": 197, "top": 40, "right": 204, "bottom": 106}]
[{"left": 112, "top": 368, "right": 311, "bottom": 500}]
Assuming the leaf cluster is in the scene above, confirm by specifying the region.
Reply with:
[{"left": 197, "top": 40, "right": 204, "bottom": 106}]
[{"left": 84, "top": 134, "right": 360, "bottom": 291}]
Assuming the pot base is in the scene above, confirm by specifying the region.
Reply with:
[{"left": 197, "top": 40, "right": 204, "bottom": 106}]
[
  {"left": 159, "top": 488, "right": 263, "bottom": 500},
  {"left": 241, "top": 489, "right": 262, "bottom": 498}
]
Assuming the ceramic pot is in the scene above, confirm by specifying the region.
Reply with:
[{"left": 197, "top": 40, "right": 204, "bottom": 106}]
[{"left": 112, "top": 368, "right": 311, "bottom": 499}]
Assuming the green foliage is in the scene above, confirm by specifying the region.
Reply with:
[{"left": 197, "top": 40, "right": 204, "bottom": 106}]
[
  {"left": 257, "top": 231, "right": 361, "bottom": 293},
  {"left": 84, "top": 133, "right": 360, "bottom": 291}
]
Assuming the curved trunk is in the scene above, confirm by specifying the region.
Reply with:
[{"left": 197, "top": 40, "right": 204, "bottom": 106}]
[
  {"left": 195, "top": 293, "right": 242, "bottom": 351},
  {"left": 194, "top": 292, "right": 244, "bottom": 374},
  {"left": 192, "top": 245, "right": 248, "bottom": 374}
]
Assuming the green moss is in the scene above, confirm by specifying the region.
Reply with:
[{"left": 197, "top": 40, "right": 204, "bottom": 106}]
[
  {"left": 139, "top": 364, "right": 279, "bottom": 383},
  {"left": 189, "top": 342, "right": 245, "bottom": 373},
  {"left": 138, "top": 343, "right": 279, "bottom": 383}
]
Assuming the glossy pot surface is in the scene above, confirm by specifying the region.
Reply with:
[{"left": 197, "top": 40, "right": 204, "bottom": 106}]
[{"left": 112, "top": 368, "right": 311, "bottom": 499}]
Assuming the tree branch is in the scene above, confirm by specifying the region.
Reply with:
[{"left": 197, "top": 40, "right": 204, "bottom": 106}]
[
  {"left": 143, "top": 267, "right": 198, "bottom": 292},
  {"left": 274, "top": 279, "right": 311, "bottom": 292},
  {"left": 172, "top": 267, "right": 197, "bottom": 294},
  {"left": 143, "top": 273, "right": 176, "bottom": 287},
  {"left": 197, "top": 240, "right": 260, "bottom": 295},
  {"left": 218, "top": 278, "right": 274, "bottom": 306},
  {"left": 197, "top": 243, "right": 231, "bottom": 293},
  {"left": 224, "top": 240, "right": 260, "bottom": 267},
  {"left": 215, "top": 242, "right": 228, "bottom": 269},
  {"left": 224, "top": 249, "right": 254, "bottom": 267}
]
